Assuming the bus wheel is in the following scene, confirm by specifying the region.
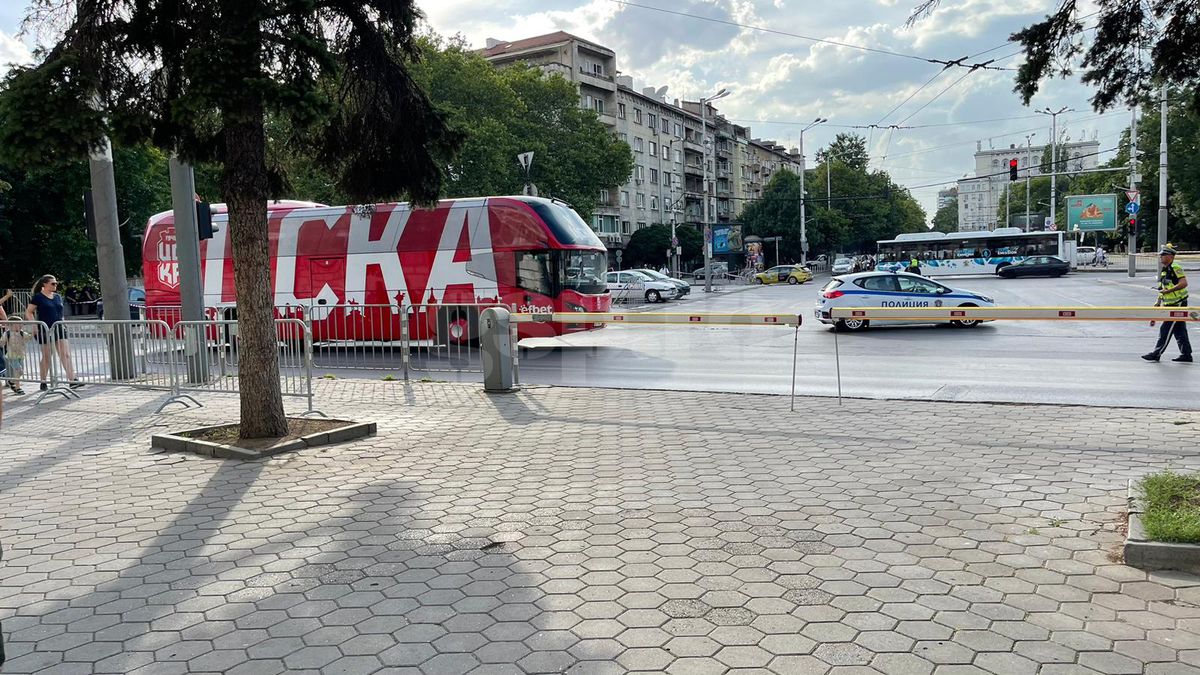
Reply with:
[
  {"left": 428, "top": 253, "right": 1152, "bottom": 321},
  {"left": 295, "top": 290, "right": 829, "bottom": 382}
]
[
  {"left": 835, "top": 318, "right": 869, "bottom": 332},
  {"left": 952, "top": 303, "right": 980, "bottom": 328}
]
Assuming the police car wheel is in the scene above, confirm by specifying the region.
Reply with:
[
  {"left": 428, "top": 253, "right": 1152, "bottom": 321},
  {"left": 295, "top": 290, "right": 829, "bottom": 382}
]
[
  {"left": 952, "top": 303, "right": 980, "bottom": 328},
  {"left": 835, "top": 318, "right": 868, "bottom": 332}
]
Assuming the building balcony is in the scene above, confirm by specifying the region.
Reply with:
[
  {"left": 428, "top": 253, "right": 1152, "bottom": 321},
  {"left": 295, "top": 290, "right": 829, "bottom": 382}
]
[
  {"left": 684, "top": 139, "right": 705, "bottom": 154},
  {"left": 683, "top": 162, "right": 704, "bottom": 177},
  {"left": 577, "top": 67, "right": 617, "bottom": 91},
  {"left": 596, "top": 110, "right": 617, "bottom": 126}
]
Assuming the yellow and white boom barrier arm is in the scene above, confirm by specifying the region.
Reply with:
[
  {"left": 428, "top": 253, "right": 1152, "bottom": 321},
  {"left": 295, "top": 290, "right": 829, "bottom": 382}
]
[
  {"left": 510, "top": 312, "right": 803, "bottom": 327},
  {"left": 829, "top": 306, "right": 1200, "bottom": 322}
]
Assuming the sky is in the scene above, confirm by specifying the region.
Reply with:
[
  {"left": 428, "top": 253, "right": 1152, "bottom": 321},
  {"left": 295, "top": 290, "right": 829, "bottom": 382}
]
[{"left": 0, "top": 0, "right": 1128, "bottom": 224}]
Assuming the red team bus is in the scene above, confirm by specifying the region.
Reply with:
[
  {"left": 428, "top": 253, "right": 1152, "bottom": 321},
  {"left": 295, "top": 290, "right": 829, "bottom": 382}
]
[{"left": 142, "top": 196, "right": 611, "bottom": 343}]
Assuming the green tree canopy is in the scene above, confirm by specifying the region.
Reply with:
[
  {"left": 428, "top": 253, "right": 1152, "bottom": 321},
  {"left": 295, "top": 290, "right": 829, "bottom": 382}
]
[
  {"left": 932, "top": 197, "right": 959, "bottom": 233},
  {"left": 741, "top": 134, "right": 926, "bottom": 258}
]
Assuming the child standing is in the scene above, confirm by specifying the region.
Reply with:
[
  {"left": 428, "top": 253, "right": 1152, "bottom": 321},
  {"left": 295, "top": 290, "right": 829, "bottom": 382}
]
[{"left": 1, "top": 317, "right": 29, "bottom": 395}]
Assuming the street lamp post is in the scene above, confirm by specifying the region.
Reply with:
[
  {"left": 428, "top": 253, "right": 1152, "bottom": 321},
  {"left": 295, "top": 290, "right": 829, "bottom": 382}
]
[
  {"left": 701, "top": 88, "right": 730, "bottom": 293},
  {"left": 798, "top": 117, "right": 827, "bottom": 264},
  {"left": 664, "top": 137, "right": 682, "bottom": 277},
  {"left": 1024, "top": 132, "right": 1036, "bottom": 232},
  {"left": 1036, "top": 107, "right": 1072, "bottom": 231}
]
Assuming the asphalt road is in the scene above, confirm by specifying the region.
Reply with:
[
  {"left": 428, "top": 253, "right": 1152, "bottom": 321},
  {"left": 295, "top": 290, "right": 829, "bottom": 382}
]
[{"left": 510, "top": 270, "right": 1200, "bottom": 409}]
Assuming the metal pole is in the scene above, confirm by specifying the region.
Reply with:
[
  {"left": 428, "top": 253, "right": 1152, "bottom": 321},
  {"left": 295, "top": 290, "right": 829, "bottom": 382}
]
[
  {"left": 1129, "top": 105, "right": 1139, "bottom": 277},
  {"left": 169, "top": 156, "right": 209, "bottom": 384},
  {"left": 790, "top": 321, "right": 799, "bottom": 412},
  {"left": 703, "top": 99, "right": 712, "bottom": 293},
  {"left": 833, "top": 326, "right": 842, "bottom": 405},
  {"left": 1157, "top": 83, "right": 1169, "bottom": 254},
  {"left": 1005, "top": 185, "right": 1010, "bottom": 228},
  {"left": 1024, "top": 134, "right": 1033, "bottom": 232},
  {"left": 1050, "top": 112, "right": 1057, "bottom": 230},
  {"left": 88, "top": 136, "right": 137, "bottom": 379},
  {"left": 799, "top": 130, "right": 807, "bottom": 264}
]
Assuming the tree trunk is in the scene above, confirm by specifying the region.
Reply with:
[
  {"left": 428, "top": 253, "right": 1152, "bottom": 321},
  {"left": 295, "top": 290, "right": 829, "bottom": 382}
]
[
  {"left": 223, "top": 89, "right": 287, "bottom": 438},
  {"left": 224, "top": 107, "right": 287, "bottom": 438}
]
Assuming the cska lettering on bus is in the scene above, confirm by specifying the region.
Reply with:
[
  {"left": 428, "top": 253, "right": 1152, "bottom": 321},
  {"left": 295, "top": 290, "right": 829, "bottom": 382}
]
[{"left": 141, "top": 197, "right": 613, "bottom": 341}]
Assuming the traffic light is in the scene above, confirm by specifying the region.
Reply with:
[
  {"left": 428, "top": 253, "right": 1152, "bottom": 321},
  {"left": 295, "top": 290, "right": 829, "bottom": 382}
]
[{"left": 1008, "top": 158, "right": 1019, "bottom": 181}]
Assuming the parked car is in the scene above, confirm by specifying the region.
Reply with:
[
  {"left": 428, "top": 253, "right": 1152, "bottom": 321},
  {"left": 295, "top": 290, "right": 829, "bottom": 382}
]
[
  {"left": 606, "top": 270, "right": 679, "bottom": 303},
  {"left": 1075, "top": 246, "right": 1096, "bottom": 265},
  {"left": 690, "top": 263, "right": 729, "bottom": 280},
  {"left": 96, "top": 286, "right": 146, "bottom": 319},
  {"left": 754, "top": 264, "right": 813, "bottom": 285},
  {"left": 998, "top": 255, "right": 1070, "bottom": 278},
  {"left": 632, "top": 269, "right": 691, "bottom": 298}
]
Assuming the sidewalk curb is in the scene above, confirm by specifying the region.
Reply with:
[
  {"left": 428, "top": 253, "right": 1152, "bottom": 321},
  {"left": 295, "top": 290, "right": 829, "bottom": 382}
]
[{"left": 1124, "top": 478, "right": 1200, "bottom": 574}]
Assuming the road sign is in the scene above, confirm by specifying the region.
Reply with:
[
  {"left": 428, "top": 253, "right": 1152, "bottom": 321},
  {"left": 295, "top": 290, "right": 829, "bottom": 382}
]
[
  {"left": 1125, "top": 201, "right": 1140, "bottom": 215},
  {"left": 517, "top": 152, "right": 534, "bottom": 173},
  {"left": 1066, "top": 194, "right": 1118, "bottom": 232},
  {"left": 615, "top": 250, "right": 623, "bottom": 261},
  {"left": 671, "top": 236, "right": 678, "bottom": 247},
  {"left": 1126, "top": 190, "right": 1140, "bottom": 202}
]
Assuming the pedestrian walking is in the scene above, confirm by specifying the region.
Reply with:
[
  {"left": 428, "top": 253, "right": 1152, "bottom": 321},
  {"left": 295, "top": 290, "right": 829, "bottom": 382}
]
[
  {"left": 26, "top": 274, "right": 81, "bottom": 389},
  {"left": 1, "top": 318, "right": 29, "bottom": 395},
  {"left": 659, "top": 264, "right": 669, "bottom": 276},
  {"left": 1142, "top": 244, "right": 1192, "bottom": 363}
]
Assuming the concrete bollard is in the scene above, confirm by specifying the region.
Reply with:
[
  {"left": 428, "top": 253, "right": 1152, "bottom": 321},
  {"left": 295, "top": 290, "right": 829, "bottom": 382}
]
[{"left": 480, "top": 307, "right": 516, "bottom": 393}]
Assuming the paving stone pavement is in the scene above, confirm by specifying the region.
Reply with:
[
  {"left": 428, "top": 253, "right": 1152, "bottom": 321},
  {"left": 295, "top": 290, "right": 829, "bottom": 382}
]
[{"left": 1, "top": 380, "right": 1199, "bottom": 675}]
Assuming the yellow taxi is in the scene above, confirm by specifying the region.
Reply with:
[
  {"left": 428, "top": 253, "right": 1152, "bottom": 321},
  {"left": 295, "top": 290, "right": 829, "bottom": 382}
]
[{"left": 754, "top": 264, "right": 813, "bottom": 285}]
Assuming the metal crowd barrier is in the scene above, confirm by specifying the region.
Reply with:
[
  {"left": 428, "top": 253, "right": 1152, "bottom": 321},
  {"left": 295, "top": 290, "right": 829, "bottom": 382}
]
[
  {"left": 307, "top": 304, "right": 408, "bottom": 375},
  {"left": 167, "top": 318, "right": 319, "bottom": 415},
  {"left": 406, "top": 302, "right": 507, "bottom": 376},
  {"left": 50, "top": 319, "right": 176, "bottom": 402},
  {"left": 0, "top": 319, "right": 56, "bottom": 400}
]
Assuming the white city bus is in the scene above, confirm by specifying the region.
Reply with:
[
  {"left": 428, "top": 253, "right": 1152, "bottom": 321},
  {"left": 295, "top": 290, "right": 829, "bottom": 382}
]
[{"left": 876, "top": 228, "right": 1070, "bottom": 277}]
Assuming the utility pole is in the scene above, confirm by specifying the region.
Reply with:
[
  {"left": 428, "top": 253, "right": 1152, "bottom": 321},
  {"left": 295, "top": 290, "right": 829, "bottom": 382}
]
[
  {"left": 88, "top": 136, "right": 136, "bottom": 379},
  {"left": 1157, "top": 83, "right": 1169, "bottom": 255},
  {"left": 169, "top": 157, "right": 209, "bottom": 383},
  {"left": 1128, "top": 105, "right": 1139, "bottom": 277},
  {"left": 700, "top": 88, "right": 730, "bottom": 293},
  {"left": 798, "top": 117, "right": 827, "bottom": 264},
  {"left": 1024, "top": 132, "right": 1036, "bottom": 232},
  {"left": 1037, "top": 107, "right": 1072, "bottom": 232}
]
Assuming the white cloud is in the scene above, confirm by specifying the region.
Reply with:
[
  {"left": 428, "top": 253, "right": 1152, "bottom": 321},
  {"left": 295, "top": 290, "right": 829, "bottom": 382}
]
[
  {"left": 419, "top": 0, "right": 1130, "bottom": 223},
  {"left": 0, "top": 30, "right": 32, "bottom": 77}
]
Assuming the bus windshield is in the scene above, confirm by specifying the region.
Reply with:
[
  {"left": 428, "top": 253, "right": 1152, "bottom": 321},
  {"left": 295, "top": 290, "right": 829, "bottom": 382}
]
[
  {"left": 523, "top": 199, "right": 605, "bottom": 248},
  {"left": 560, "top": 250, "right": 607, "bottom": 295}
]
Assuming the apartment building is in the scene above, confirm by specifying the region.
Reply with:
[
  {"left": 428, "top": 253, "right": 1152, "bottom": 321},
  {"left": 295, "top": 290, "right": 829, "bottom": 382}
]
[
  {"left": 957, "top": 139, "right": 1101, "bottom": 232},
  {"left": 481, "top": 31, "right": 801, "bottom": 251}
]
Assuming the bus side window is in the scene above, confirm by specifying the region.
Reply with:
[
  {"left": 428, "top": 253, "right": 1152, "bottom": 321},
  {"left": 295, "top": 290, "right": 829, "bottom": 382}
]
[{"left": 515, "top": 251, "right": 554, "bottom": 296}]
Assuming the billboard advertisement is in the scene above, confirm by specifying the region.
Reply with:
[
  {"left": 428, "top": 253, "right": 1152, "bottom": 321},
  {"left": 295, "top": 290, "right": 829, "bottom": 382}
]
[
  {"left": 712, "top": 225, "right": 743, "bottom": 255},
  {"left": 1066, "top": 194, "right": 1118, "bottom": 232}
]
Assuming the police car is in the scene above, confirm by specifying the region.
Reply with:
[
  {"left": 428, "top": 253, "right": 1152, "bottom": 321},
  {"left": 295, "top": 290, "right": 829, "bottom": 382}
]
[{"left": 815, "top": 271, "right": 994, "bottom": 331}]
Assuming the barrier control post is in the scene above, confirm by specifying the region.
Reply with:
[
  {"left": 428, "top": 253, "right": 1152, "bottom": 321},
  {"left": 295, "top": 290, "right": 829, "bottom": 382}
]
[{"left": 481, "top": 307, "right": 515, "bottom": 393}]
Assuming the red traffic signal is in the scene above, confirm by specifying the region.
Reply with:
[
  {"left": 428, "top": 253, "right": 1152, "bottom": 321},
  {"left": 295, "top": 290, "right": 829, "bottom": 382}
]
[{"left": 1008, "top": 158, "right": 1019, "bottom": 181}]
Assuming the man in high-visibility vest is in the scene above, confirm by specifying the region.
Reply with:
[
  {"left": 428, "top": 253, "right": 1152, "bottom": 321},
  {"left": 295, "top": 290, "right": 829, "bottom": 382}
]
[{"left": 1142, "top": 244, "right": 1192, "bottom": 362}]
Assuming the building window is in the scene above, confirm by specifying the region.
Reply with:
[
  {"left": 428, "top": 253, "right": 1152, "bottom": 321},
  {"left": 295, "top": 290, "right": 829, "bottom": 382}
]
[
  {"left": 620, "top": 191, "right": 629, "bottom": 207},
  {"left": 600, "top": 188, "right": 610, "bottom": 203},
  {"left": 674, "top": 123, "right": 683, "bottom": 137},
  {"left": 618, "top": 132, "right": 627, "bottom": 143},
  {"left": 622, "top": 220, "right": 631, "bottom": 234},
  {"left": 649, "top": 168, "right": 658, "bottom": 184},
  {"left": 663, "top": 172, "right": 671, "bottom": 187},
  {"left": 662, "top": 118, "right": 670, "bottom": 133},
  {"left": 650, "top": 196, "right": 658, "bottom": 210},
  {"left": 634, "top": 108, "right": 643, "bottom": 124},
  {"left": 649, "top": 141, "right": 657, "bottom": 157},
  {"left": 592, "top": 63, "right": 603, "bottom": 76},
  {"left": 635, "top": 165, "right": 644, "bottom": 181},
  {"left": 674, "top": 149, "right": 682, "bottom": 163},
  {"left": 635, "top": 193, "right": 645, "bottom": 208},
  {"left": 647, "top": 112, "right": 657, "bottom": 128},
  {"left": 618, "top": 103, "right": 626, "bottom": 119},
  {"left": 637, "top": 221, "right": 647, "bottom": 231},
  {"left": 661, "top": 145, "right": 670, "bottom": 160},
  {"left": 634, "top": 137, "right": 643, "bottom": 153}
]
